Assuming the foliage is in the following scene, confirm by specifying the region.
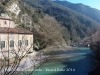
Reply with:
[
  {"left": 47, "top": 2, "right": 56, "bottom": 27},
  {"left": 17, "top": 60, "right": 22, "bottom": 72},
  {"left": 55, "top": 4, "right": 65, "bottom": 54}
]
[
  {"left": 23, "top": 0, "right": 99, "bottom": 42},
  {"left": 89, "top": 42, "right": 100, "bottom": 75},
  {"left": 0, "top": 0, "right": 9, "bottom": 13},
  {"left": 18, "top": 0, "right": 65, "bottom": 50},
  {"left": 54, "top": 1, "right": 100, "bottom": 23}
]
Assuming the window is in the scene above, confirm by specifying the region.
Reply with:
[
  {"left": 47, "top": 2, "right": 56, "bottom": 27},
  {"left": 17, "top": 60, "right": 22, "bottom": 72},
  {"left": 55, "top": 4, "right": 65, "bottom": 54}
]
[
  {"left": 4, "top": 21, "right": 7, "bottom": 25},
  {"left": 25, "top": 40, "right": 28, "bottom": 46},
  {"left": 18, "top": 40, "right": 22, "bottom": 47},
  {"left": 0, "top": 41, "right": 5, "bottom": 49},
  {"left": 10, "top": 40, "right": 14, "bottom": 47}
]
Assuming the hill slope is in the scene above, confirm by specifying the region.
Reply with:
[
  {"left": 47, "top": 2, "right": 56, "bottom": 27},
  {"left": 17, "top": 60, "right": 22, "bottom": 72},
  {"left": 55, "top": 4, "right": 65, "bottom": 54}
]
[
  {"left": 23, "top": 0, "right": 99, "bottom": 42},
  {"left": 0, "top": 0, "right": 67, "bottom": 50},
  {"left": 54, "top": 1, "right": 100, "bottom": 23},
  {"left": 1, "top": 0, "right": 99, "bottom": 49}
]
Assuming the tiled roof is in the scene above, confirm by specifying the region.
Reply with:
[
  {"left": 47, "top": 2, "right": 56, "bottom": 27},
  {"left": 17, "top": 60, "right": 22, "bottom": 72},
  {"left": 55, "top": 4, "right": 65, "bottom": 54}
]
[
  {"left": 0, "top": 16, "right": 12, "bottom": 21},
  {"left": 0, "top": 27, "right": 33, "bottom": 34}
]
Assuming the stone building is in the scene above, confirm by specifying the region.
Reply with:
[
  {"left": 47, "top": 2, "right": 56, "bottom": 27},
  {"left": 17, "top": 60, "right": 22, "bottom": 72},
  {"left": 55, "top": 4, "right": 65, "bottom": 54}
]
[{"left": 0, "top": 15, "right": 33, "bottom": 58}]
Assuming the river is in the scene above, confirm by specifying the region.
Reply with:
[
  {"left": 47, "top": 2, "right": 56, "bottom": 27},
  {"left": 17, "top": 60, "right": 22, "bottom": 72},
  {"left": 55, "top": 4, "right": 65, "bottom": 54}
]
[{"left": 32, "top": 47, "right": 95, "bottom": 75}]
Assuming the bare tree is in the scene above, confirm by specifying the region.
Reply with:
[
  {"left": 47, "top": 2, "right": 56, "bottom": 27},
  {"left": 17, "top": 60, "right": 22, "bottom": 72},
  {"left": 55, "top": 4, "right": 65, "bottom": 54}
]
[{"left": 0, "top": 28, "right": 34, "bottom": 75}]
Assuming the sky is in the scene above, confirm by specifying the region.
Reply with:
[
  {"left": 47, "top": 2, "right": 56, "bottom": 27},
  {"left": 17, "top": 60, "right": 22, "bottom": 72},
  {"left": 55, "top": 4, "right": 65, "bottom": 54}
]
[{"left": 61, "top": 0, "right": 100, "bottom": 10}]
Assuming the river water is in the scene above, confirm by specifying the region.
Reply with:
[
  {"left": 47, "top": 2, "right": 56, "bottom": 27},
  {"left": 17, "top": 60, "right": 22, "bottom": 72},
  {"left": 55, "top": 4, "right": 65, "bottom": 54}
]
[{"left": 32, "top": 47, "right": 95, "bottom": 75}]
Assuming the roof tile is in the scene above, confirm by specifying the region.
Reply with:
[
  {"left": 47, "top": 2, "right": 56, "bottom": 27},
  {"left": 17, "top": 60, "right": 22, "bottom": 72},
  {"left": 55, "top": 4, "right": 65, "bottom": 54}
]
[{"left": 0, "top": 27, "right": 33, "bottom": 34}]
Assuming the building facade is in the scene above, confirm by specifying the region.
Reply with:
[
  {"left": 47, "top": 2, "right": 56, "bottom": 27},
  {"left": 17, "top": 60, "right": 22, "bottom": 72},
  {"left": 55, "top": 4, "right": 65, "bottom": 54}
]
[
  {"left": 0, "top": 16, "right": 16, "bottom": 28},
  {"left": 0, "top": 15, "right": 33, "bottom": 58}
]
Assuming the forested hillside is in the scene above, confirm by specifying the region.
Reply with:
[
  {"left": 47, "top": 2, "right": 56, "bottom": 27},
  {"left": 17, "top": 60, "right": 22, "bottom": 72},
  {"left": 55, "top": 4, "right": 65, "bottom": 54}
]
[
  {"left": 0, "top": 0, "right": 67, "bottom": 50},
  {"left": 0, "top": 0, "right": 99, "bottom": 50},
  {"left": 0, "top": 0, "right": 9, "bottom": 13},
  {"left": 54, "top": 0, "right": 100, "bottom": 23},
  {"left": 23, "top": 0, "right": 99, "bottom": 42}
]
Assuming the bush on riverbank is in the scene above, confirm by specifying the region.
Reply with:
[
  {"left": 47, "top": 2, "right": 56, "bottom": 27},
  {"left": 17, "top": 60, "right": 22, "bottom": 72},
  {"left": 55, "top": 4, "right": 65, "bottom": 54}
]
[{"left": 89, "top": 42, "right": 100, "bottom": 75}]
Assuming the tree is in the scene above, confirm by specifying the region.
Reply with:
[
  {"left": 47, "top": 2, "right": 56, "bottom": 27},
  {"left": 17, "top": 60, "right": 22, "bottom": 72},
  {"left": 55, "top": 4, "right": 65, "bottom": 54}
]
[{"left": 0, "top": 30, "right": 34, "bottom": 75}]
